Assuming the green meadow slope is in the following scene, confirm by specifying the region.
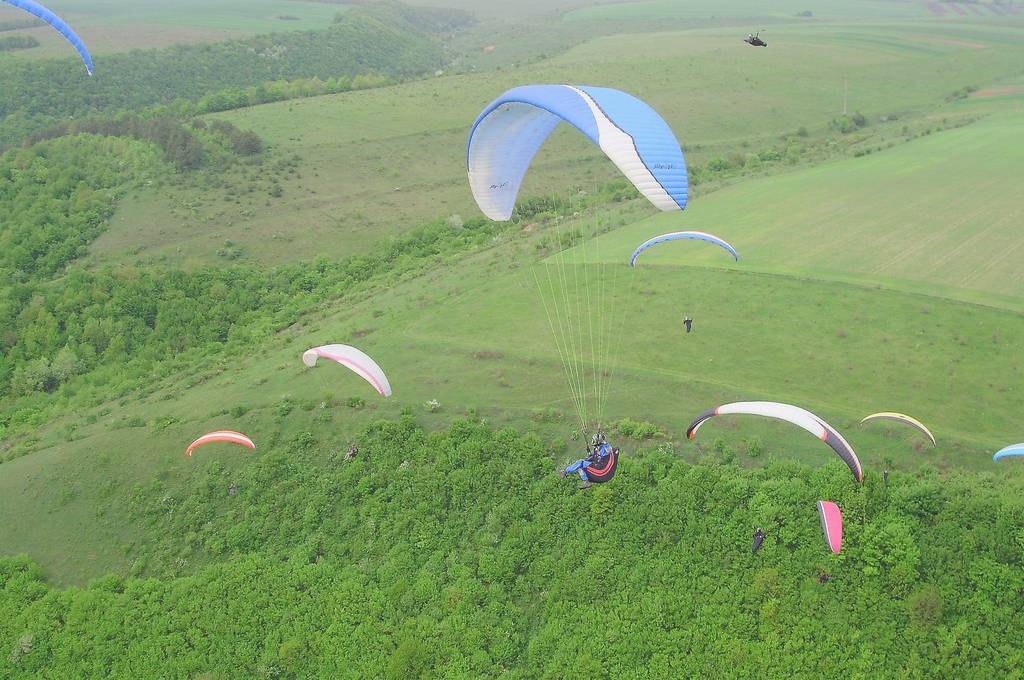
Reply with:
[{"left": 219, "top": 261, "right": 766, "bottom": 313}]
[
  {"left": 565, "top": 0, "right": 1022, "bottom": 22},
  {"left": 596, "top": 112, "right": 1024, "bottom": 306},
  {"left": 92, "top": 19, "right": 1024, "bottom": 268},
  {"left": 5, "top": 112, "right": 1024, "bottom": 585}
]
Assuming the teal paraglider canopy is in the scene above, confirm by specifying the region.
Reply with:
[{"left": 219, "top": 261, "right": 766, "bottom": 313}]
[{"left": 993, "top": 443, "right": 1024, "bottom": 462}]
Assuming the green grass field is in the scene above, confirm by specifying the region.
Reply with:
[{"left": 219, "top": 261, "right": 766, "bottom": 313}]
[
  {"left": 4, "top": 2, "right": 1024, "bottom": 589},
  {"left": 91, "top": 19, "right": 1024, "bottom": 269},
  {"left": 595, "top": 113, "right": 1024, "bottom": 306},
  {"left": 402, "top": 0, "right": 594, "bottom": 19}
]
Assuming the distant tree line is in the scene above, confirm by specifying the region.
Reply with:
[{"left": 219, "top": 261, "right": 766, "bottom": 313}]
[
  {"left": 300, "top": 0, "right": 477, "bottom": 34},
  {"left": 353, "top": 1, "right": 477, "bottom": 35},
  {"left": 0, "top": 5, "right": 449, "bottom": 148},
  {"left": 186, "top": 72, "right": 396, "bottom": 116},
  {"left": 28, "top": 114, "right": 262, "bottom": 171},
  {"left": 0, "top": 17, "right": 44, "bottom": 33},
  {"left": 0, "top": 35, "right": 38, "bottom": 52}
]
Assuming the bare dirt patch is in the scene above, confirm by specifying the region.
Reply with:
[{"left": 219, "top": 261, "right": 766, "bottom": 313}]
[{"left": 971, "top": 86, "right": 1024, "bottom": 98}]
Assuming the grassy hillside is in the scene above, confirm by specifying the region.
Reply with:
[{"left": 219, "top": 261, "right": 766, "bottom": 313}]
[
  {"left": 595, "top": 113, "right": 1024, "bottom": 305},
  {"left": 1, "top": 7, "right": 1023, "bottom": 668},
  {"left": 0, "top": 4, "right": 455, "bottom": 150},
  {"left": 95, "top": 20, "right": 1024, "bottom": 268},
  {"left": 4, "top": 6, "right": 1024, "bottom": 586},
  {"left": 7, "top": 116, "right": 1024, "bottom": 584}
]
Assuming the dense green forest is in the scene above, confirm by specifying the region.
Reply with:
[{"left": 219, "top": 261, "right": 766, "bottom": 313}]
[
  {"left": 0, "top": 4, "right": 464, "bottom": 148},
  {"left": 2, "top": 418, "right": 1022, "bottom": 676}
]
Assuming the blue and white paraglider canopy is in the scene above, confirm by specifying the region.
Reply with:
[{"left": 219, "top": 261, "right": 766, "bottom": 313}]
[
  {"left": 629, "top": 230, "right": 739, "bottom": 267},
  {"left": 467, "top": 84, "right": 688, "bottom": 221},
  {"left": 2, "top": 0, "right": 93, "bottom": 74}
]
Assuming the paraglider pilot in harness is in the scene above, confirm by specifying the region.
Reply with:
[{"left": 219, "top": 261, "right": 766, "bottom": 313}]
[
  {"left": 560, "top": 432, "right": 619, "bottom": 489},
  {"left": 752, "top": 527, "right": 766, "bottom": 554}
]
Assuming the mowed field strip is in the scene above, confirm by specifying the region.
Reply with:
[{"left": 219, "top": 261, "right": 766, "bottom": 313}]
[{"left": 565, "top": 0, "right": 942, "bottom": 21}]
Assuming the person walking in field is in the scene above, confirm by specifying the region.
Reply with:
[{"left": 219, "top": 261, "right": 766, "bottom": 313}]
[{"left": 683, "top": 316, "right": 693, "bottom": 333}]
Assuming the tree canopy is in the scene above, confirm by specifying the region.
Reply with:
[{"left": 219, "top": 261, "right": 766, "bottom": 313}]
[{"left": 2, "top": 418, "right": 1022, "bottom": 677}]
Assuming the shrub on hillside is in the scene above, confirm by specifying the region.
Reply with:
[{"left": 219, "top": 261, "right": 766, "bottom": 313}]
[
  {"left": 908, "top": 585, "right": 944, "bottom": 627},
  {"left": 614, "top": 418, "right": 662, "bottom": 439},
  {"left": 831, "top": 112, "right": 867, "bottom": 134}
]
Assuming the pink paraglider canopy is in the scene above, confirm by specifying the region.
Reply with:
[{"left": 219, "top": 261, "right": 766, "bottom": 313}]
[
  {"left": 817, "top": 501, "right": 843, "bottom": 554},
  {"left": 185, "top": 431, "right": 256, "bottom": 458},
  {"left": 302, "top": 344, "right": 392, "bottom": 397}
]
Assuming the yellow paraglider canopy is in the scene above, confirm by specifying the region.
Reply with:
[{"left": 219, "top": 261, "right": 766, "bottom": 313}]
[{"left": 860, "top": 412, "right": 936, "bottom": 447}]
